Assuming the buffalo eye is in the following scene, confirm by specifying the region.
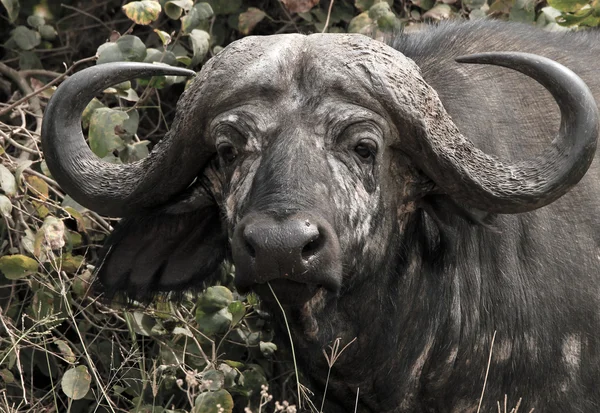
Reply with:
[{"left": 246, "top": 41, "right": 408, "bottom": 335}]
[
  {"left": 217, "top": 142, "right": 237, "bottom": 165},
  {"left": 354, "top": 139, "right": 377, "bottom": 161}
]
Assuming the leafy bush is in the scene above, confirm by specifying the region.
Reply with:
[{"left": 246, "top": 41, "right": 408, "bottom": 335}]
[{"left": 0, "top": 0, "right": 597, "bottom": 412}]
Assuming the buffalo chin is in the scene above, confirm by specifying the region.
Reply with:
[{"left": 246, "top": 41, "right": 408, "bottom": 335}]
[{"left": 246, "top": 279, "right": 323, "bottom": 307}]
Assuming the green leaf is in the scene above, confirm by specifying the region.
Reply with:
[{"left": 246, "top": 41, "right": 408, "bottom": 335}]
[
  {"left": 238, "top": 7, "right": 266, "bottom": 34},
  {"left": 355, "top": 0, "right": 393, "bottom": 12},
  {"left": 228, "top": 301, "right": 245, "bottom": 327},
  {"left": 239, "top": 366, "right": 267, "bottom": 395},
  {"left": 116, "top": 109, "right": 139, "bottom": 141},
  {"left": 88, "top": 108, "right": 128, "bottom": 157},
  {"left": 1, "top": 0, "right": 20, "bottom": 23},
  {"left": 205, "top": 0, "right": 241, "bottom": 15},
  {"left": 412, "top": 0, "right": 436, "bottom": 10},
  {"left": 223, "top": 360, "right": 244, "bottom": 369},
  {"left": 202, "top": 369, "right": 224, "bottom": 391},
  {"left": 57, "top": 253, "right": 84, "bottom": 273},
  {"left": 192, "top": 389, "right": 234, "bottom": 413},
  {"left": 71, "top": 270, "right": 92, "bottom": 297},
  {"left": 0, "top": 165, "right": 17, "bottom": 196},
  {"left": 0, "top": 195, "right": 12, "bottom": 217},
  {"left": 219, "top": 363, "right": 239, "bottom": 388},
  {"left": 154, "top": 29, "right": 172, "bottom": 46},
  {"left": 122, "top": 140, "right": 150, "bottom": 163},
  {"left": 61, "top": 366, "right": 91, "bottom": 400},
  {"left": 189, "top": 29, "right": 210, "bottom": 66},
  {"left": 196, "top": 307, "right": 232, "bottom": 336},
  {"left": 96, "top": 35, "right": 147, "bottom": 64},
  {"left": 65, "top": 230, "right": 83, "bottom": 250},
  {"left": 39, "top": 24, "right": 57, "bottom": 41},
  {"left": 0, "top": 369, "right": 15, "bottom": 384},
  {"left": 348, "top": 11, "right": 373, "bottom": 33},
  {"left": 27, "top": 15, "right": 45, "bottom": 29},
  {"left": 11, "top": 26, "right": 41, "bottom": 51},
  {"left": 123, "top": 0, "right": 162, "bottom": 25},
  {"left": 181, "top": 2, "right": 214, "bottom": 33},
  {"left": 509, "top": 0, "right": 536, "bottom": 22},
  {"left": 368, "top": 1, "right": 392, "bottom": 19},
  {"left": 548, "top": 0, "right": 589, "bottom": 12},
  {"left": 556, "top": 9, "right": 600, "bottom": 26},
  {"left": 0, "top": 254, "right": 39, "bottom": 280},
  {"left": 82, "top": 98, "right": 105, "bottom": 129},
  {"left": 144, "top": 48, "right": 177, "bottom": 65},
  {"left": 164, "top": 0, "right": 193, "bottom": 19},
  {"left": 376, "top": 12, "right": 400, "bottom": 30},
  {"left": 176, "top": 55, "right": 192, "bottom": 66},
  {"left": 198, "top": 286, "right": 233, "bottom": 313},
  {"left": 462, "top": 0, "right": 486, "bottom": 10},
  {"left": 19, "top": 51, "right": 42, "bottom": 70}
]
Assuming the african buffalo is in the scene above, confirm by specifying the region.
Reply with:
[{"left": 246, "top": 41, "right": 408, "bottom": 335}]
[{"left": 42, "top": 20, "right": 600, "bottom": 412}]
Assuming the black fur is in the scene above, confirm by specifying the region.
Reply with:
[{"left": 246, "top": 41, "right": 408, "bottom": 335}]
[{"left": 96, "top": 21, "right": 600, "bottom": 412}]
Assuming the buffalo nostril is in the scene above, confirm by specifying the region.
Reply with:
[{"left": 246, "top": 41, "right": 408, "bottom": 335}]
[
  {"left": 245, "top": 239, "right": 256, "bottom": 258},
  {"left": 301, "top": 233, "right": 323, "bottom": 260}
]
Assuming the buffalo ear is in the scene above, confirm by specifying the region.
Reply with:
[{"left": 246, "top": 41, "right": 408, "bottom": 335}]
[
  {"left": 95, "top": 204, "right": 227, "bottom": 302},
  {"left": 421, "top": 194, "right": 496, "bottom": 228}
]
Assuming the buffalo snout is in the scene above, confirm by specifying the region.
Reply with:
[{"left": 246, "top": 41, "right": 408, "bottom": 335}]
[{"left": 232, "top": 212, "right": 342, "bottom": 305}]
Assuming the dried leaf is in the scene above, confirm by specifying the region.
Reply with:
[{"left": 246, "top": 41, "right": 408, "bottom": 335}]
[
  {"left": 423, "top": 3, "right": 453, "bottom": 20},
  {"left": 548, "top": 0, "right": 589, "bottom": 12},
  {"left": 122, "top": 0, "right": 162, "bottom": 25},
  {"left": 238, "top": 8, "right": 267, "bottom": 34},
  {"left": 26, "top": 175, "right": 49, "bottom": 199},
  {"left": 55, "top": 339, "right": 76, "bottom": 363},
  {"left": 0, "top": 254, "right": 39, "bottom": 280},
  {"left": 281, "top": 0, "right": 319, "bottom": 13},
  {"left": 0, "top": 164, "right": 17, "bottom": 196},
  {"left": 0, "top": 195, "right": 12, "bottom": 217},
  {"left": 61, "top": 366, "right": 91, "bottom": 400}
]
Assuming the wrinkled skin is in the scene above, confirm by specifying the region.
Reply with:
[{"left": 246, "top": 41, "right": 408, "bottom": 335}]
[{"left": 91, "top": 22, "right": 600, "bottom": 413}]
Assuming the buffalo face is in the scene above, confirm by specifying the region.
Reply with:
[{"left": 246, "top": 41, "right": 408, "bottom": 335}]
[{"left": 202, "top": 35, "right": 414, "bottom": 307}]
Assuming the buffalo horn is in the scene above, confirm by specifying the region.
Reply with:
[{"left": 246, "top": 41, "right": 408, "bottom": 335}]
[
  {"left": 421, "top": 52, "right": 599, "bottom": 213},
  {"left": 41, "top": 63, "right": 200, "bottom": 217}
]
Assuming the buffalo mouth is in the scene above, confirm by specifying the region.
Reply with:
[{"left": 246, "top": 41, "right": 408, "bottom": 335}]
[
  {"left": 231, "top": 211, "right": 343, "bottom": 307},
  {"left": 250, "top": 279, "right": 324, "bottom": 307}
]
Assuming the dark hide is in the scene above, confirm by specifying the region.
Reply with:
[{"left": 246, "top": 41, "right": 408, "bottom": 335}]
[
  {"left": 96, "top": 180, "right": 227, "bottom": 301},
  {"left": 96, "top": 21, "right": 600, "bottom": 413}
]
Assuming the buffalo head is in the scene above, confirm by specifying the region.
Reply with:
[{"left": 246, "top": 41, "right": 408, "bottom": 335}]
[{"left": 42, "top": 34, "right": 597, "bottom": 313}]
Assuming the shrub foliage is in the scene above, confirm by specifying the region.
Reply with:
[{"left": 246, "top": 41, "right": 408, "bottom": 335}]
[{"left": 0, "top": 0, "right": 598, "bottom": 412}]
